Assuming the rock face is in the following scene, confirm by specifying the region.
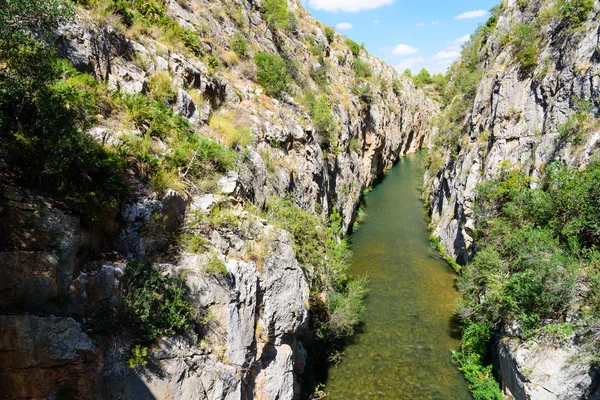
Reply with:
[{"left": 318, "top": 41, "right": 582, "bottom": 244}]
[
  {"left": 427, "top": 0, "right": 600, "bottom": 263},
  {"left": 426, "top": 0, "right": 600, "bottom": 397},
  {"left": 497, "top": 338, "right": 599, "bottom": 400},
  {"left": 0, "top": 316, "right": 98, "bottom": 399},
  {"left": 0, "top": 0, "right": 437, "bottom": 398}
]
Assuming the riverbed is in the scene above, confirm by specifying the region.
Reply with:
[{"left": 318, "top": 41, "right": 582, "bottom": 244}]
[{"left": 325, "top": 153, "right": 471, "bottom": 399}]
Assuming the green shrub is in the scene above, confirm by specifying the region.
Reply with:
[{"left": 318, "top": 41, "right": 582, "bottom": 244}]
[
  {"left": 0, "top": 2, "right": 126, "bottom": 222},
  {"left": 560, "top": 0, "right": 594, "bottom": 27},
  {"left": 543, "top": 323, "right": 574, "bottom": 341},
  {"left": 351, "top": 83, "right": 375, "bottom": 106},
  {"left": 310, "top": 63, "right": 329, "bottom": 88},
  {"left": 148, "top": 71, "right": 176, "bottom": 104},
  {"left": 230, "top": 32, "right": 248, "bottom": 58},
  {"left": 558, "top": 112, "right": 588, "bottom": 143},
  {"left": 517, "top": 0, "right": 530, "bottom": 10},
  {"left": 310, "top": 95, "right": 336, "bottom": 149},
  {"left": 512, "top": 24, "right": 540, "bottom": 75},
  {"left": 181, "top": 233, "right": 208, "bottom": 254},
  {"left": 345, "top": 38, "right": 362, "bottom": 57},
  {"left": 391, "top": 79, "right": 403, "bottom": 96},
  {"left": 324, "top": 26, "right": 335, "bottom": 44},
  {"left": 105, "top": 0, "right": 201, "bottom": 54},
  {"left": 326, "top": 276, "right": 369, "bottom": 338},
  {"left": 454, "top": 163, "right": 600, "bottom": 398},
  {"left": 120, "top": 261, "right": 192, "bottom": 342},
  {"left": 207, "top": 55, "right": 222, "bottom": 73},
  {"left": 127, "top": 345, "right": 150, "bottom": 368},
  {"left": 205, "top": 254, "right": 228, "bottom": 276},
  {"left": 349, "top": 137, "right": 361, "bottom": 153},
  {"left": 451, "top": 323, "right": 503, "bottom": 400},
  {"left": 353, "top": 58, "right": 372, "bottom": 78},
  {"left": 307, "top": 36, "right": 324, "bottom": 58},
  {"left": 412, "top": 68, "right": 433, "bottom": 88},
  {"left": 119, "top": 93, "right": 190, "bottom": 138},
  {"left": 254, "top": 52, "right": 289, "bottom": 99},
  {"left": 261, "top": 0, "right": 291, "bottom": 30}
]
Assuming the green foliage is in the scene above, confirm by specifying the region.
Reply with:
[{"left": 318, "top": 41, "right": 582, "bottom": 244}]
[
  {"left": 352, "top": 58, "right": 372, "bottom": 78},
  {"left": 100, "top": 0, "right": 200, "bottom": 54},
  {"left": 402, "top": 68, "right": 412, "bottom": 77},
  {"left": 326, "top": 276, "right": 369, "bottom": 338},
  {"left": 351, "top": 83, "right": 375, "bottom": 106},
  {"left": 455, "top": 163, "right": 600, "bottom": 397},
  {"left": 452, "top": 323, "right": 503, "bottom": 400},
  {"left": 517, "top": 0, "right": 530, "bottom": 11},
  {"left": 309, "top": 95, "right": 336, "bottom": 149},
  {"left": 560, "top": 0, "right": 594, "bottom": 27},
  {"left": 261, "top": 0, "right": 292, "bottom": 31},
  {"left": 345, "top": 38, "right": 362, "bottom": 57},
  {"left": 511, "top": 24, "right": 540, "bottom": 75},
  {"left": 127, "top": 345, "right": 150, "bottom": 368},
  {"left": 307, "top": 36, "right": 325, "bottom": 58},
  {"left": 118, "top": 92, "right": 235, "bottom": 195},
  {"left": 310, "top": 62, "right": 329, "bottom": 88},
  {"left": 542, "top": 323, "right": 574, "bottom": 341},
  {"left": 205, "top": 254, "right": 228, "bottom": 276},
  {"left": 121, "top": 261, "right": 191, "bottom": 342},
  {"left": 148, "top": 71, "right": 176, "bottom": 104},
  {"left": 254, "top": 52, "right": 289, "bottom": 99},
  {"left": 0, "top": 1, "right": 126, "bottom": 222},
  {"left": 349, "top": 137, "right": 361, "bottom": 153},
  {"left": 1, "top": 0, "right": 75, "bottom": 38},
  {"left": 558, "top": 112, "right": 589, "bottom": 143},
  {"left": 429, "top": 235, "right": 461, "bottom": 272},
  {"left": 181, "top": 233, "right": 208, "bottom": 254},
  {"left": 412, "top": 68, "right": 433, "bottom": 88},
  {"left": 324, "top": 26, "right": 335, "bottom": 44},
  {"left": 118, "top": 93, "right": 189, "bottom": 139},
  {"left": 267, "top": 199, "right": 349, "bottom": 289},
  {"left": 391, "top": 79, "right": 403, "bottom": 96},
  {"left": 230, "top": 32, "right": 248, "bottom": 58},
  {"left": 432, "top": 72, "right": 450, "bottom": 93},
  {"left": 266, "top": 198, "right": 366, "bottom": 342}
]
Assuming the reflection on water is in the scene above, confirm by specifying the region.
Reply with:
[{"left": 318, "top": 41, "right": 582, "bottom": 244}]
[{"left": 325, "top": 153, "right": 471, "bottom": 399}]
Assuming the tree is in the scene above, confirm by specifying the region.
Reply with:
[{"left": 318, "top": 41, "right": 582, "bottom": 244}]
[
  {"left": 0, "top": 0, "right": 125, "bottom": 219},
  {"left": 413, "top": 68, "right": 433, "bottom": 88}
]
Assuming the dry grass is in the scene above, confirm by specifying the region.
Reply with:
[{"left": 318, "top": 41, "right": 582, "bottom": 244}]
[{"left": 220, "top": 51, "right": 240, "bottom": 67}]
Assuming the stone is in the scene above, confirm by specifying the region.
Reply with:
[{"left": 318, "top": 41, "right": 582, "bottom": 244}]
[{"left": 0, "top": 315, "right": 97, "bottom": 399}]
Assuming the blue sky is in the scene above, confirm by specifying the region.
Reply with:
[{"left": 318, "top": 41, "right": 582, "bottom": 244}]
[{"left": 301, "top": 0, "right": 499, "bottom": 74}]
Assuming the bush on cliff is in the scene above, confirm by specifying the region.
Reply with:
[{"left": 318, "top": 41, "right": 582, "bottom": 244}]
[
  {"left": 266, "top": 197, "right": 368, "bottom": 341},
  {"left": 0, "top": 0, "right": 126, "bottom": 221},
  {"left": 454, "top": 162, "right": 600, "bottom": 398},
  {"left": 254, "top": 52, "right": 289, "bottom": 99}
]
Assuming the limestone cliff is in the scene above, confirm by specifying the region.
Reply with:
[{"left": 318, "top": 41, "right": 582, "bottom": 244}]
[
  {"left": 0, "top": 0, "right": 437, "bottom": 399},
  {"left": 425, "top": 0, "right": 600, "bottom": 398}
]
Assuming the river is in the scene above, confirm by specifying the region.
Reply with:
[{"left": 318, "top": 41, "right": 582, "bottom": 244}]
[{"left": 325, "top": 153, "right": 471, "bottom": 399}]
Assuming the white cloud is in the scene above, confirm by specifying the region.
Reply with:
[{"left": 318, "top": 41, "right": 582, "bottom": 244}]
[
  {"left": 392, "top": 44, "right": 419, "bottom": 56},
  {"left": 335, "top": 22, "right": 353, "bottom": 30},
  {"left": 434, "top": 50, "right": 460, "bottom": 60},
  {"left": 432, "top": 20, "right": 441, "bottom": 25},
  {"left": 453, "top": 34, "right": 471, "bottom": 45},
  {"left": 307, "top": 0, "right": 393, "bottom": 12},
  {"left": 415, "top": 22, "right": 425, "bottom": 27},
  {"left": 394, "top": 57, "right": 425, "bottom": 71},
  {"left": 455, "top": 10, "right": 489, "bottom": 20},
  {"left": 373, "top": 20, "right": 380, "bottom": 24}
]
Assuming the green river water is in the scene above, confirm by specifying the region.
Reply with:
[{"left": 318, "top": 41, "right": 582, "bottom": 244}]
[{"left": 325, "top": 153, "right": 472, "bottom": 399}]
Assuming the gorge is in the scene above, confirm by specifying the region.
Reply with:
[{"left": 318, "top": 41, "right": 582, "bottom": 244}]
[{"left": 1, "top": 0, "right": 600, "bottom": 399}]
